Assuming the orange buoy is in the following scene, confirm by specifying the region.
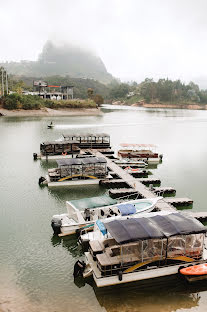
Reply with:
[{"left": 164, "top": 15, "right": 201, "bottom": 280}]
[
  {"left": 131, "top": 168, "right": 139, "bottom": 172},
  {"left": 180, "top": 263, "right": 207, "bottom": 276}
]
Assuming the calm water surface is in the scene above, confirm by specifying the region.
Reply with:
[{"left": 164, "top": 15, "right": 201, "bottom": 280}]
[{"left": 1, "top": 105, "right": 207, "bottom": 311}]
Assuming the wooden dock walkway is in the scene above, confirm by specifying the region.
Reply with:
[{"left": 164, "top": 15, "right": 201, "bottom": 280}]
[{"left": 93, "top": 151, "right": 176, "bottom": 212}]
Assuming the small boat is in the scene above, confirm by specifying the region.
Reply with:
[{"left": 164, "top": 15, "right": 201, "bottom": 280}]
[
  {"left": 75, "top": 211, "right": 207, "bottom": 287},
  {"left": 180, "top": 263, "right": 207, "bottom": 276},
  {"left": 33, "top": 133, "right": 112, "bottom": 160},
  {"left": 118, "top": 144, "right": 163, "bottom": 164},
  {"left": 114, "top": 159, "right": 148, "bottom": 168},
  {"left": 48, "top": 122, "right": 54, "bottom": 129},
  {"left": 51, "top": 195, "right": 162, "bottom": 237}
]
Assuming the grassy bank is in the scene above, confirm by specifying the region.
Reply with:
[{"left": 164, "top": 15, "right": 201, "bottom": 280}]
[{"left": 0, "top": 94, "right": 96, "bottom": 110}]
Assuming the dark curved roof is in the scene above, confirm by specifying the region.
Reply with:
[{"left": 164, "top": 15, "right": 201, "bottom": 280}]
[{"left": 104, "top": 213, "right": 207, "bottom": 244}]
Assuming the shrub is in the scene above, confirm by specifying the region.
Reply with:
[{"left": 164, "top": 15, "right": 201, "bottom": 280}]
[
  {"left": 93, "top": 94, "right": 104, "bottom": 105},
  {"left": 21, "top": 95, "right": 43, "bottom": 110},
  {"left": 3, "top": 93, "right": 22, "bottom": 110}
]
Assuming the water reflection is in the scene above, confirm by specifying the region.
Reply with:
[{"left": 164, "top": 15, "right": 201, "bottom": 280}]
[
  {"left": 51, "top": 235, "right": 83, "bottom": 258},
  {"left": 93, "top": 276, "right": 201, "bottom": 312}
]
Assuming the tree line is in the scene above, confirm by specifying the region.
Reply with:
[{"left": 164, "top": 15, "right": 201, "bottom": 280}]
[{"left": 2, "top": 73, "right": 207, "bottom": 105}]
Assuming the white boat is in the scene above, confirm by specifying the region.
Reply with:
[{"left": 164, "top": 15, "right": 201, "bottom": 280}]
[
  {"left": 114, "top": 159, "right": 148, "bottom": 168},
  {"left": 118, "top": 144, "right": 163, "bottom": 164},
  {"left": 39, "top": 157, "right": 110, "bottom": 187},
  {"left": 51, "top": 195, "right": 162, "bottom": 237},
  {"left": 76, "top": 211, "right": 207, "bottom": 288}
]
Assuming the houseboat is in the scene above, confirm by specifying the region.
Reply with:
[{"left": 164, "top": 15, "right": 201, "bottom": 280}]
[
  {"left": 77, "top": 211, "right": 207, "bottom": 287},
  {"left": 33, "top": 133, "right": 112, "bottom": 160},
  {"left": 51, "top": 195, "right": 161, "bottom": 236},
  {"left": 118, "top": 144, "right": 163, "bottom": 164},
  {"left": 39, "top": 157, "right": 109, "bottom": 187}
]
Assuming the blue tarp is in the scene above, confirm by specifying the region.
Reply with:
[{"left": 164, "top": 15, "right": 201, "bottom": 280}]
[
  {"left": 117, "top": 204, "right": 136, "bottom": 216},
  {"left": 96, "top": 220, "right": 107, "bottom": 236}
]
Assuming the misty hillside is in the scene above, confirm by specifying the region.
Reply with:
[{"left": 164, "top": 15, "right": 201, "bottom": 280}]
[{"left": 0, "top": 41, "right": 114, "bottom": 84}]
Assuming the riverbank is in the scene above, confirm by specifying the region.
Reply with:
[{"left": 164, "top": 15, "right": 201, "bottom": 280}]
[
  {"left": 133, "top": 102, "right": 207, "bottom": 110},
  {"left": 112, "top": 100, "right": 207, "bottom": 110},
  {"left": 0, "top": 107, "right": 102, "bottom": 117}
]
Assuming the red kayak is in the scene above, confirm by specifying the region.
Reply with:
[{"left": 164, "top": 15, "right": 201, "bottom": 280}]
[{"left": 180, "top": 263, "right": 207, "bottom": 276}]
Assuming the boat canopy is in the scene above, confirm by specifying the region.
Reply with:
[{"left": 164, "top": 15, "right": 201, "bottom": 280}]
[
  {"left": 63, "top": 133, "right": 109, "bottom": 138},
  {"left": 104, "top": 213, "right": 207, "bottom": 244},
  {"left": 42, "top": 141, "right": 72, "bottom": 146},
  {"left": 69, "top": 195, "right": 117, "bottom": 210},
  {"left": 120, "top": 143, "right": 157, "bottom": 148},
  {"left": 56, "top": 157, "right": 106, "bottom": 167},
  {"left": 117, "top": 204, "right": 136, "bottom": 216},
  {"left": 57, "top": 158, "right": 82, "bottom": 166}
]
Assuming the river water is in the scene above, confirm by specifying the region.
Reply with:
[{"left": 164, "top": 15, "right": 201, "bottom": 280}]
[{"left": 1, "top": 105, "right": 207, "bottom": 312}]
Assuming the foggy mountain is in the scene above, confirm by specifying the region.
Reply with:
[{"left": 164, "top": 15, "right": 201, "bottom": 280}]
[{"left": 0, "top": 41, "right": 114, "bottom": 84}]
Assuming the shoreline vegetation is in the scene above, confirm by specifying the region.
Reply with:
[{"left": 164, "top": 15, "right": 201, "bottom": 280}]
[
  {"left": 0, "top": 93, "right": 101, "bottom": 116},
  {"left": 112, "top": 100, "right": 207, "bottom": 111},
  {"left": 1, "top": 75, "right": 207, "bottom": 116}
]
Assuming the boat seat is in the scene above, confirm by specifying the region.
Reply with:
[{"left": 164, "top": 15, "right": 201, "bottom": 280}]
[
  {"left": 89, "top": 240, "right": 104, "bottom": 253},
  {"left": 103, "top": 238, "right": 116, "bottom": 248}
]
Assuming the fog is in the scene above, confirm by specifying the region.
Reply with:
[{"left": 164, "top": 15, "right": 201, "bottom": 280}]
[{"left": 1, "top": 0, "right": 207, "bottom": 85}]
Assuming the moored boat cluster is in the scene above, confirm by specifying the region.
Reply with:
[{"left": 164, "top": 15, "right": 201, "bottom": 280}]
[{"left": 34, "top": 132, "right": 207, "bottom": 288}]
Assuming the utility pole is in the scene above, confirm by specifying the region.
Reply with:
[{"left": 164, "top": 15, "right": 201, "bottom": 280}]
[
  {"left": 5, "top": 72, "right": 8, "bottom": 94},
  {"left": 1, "top": 68, "right": 4, "bottom": 96}
]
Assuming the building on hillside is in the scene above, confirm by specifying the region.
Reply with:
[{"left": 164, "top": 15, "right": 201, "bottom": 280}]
[{"left": 33, "top": 80, "right": 74, "bottom": 100}]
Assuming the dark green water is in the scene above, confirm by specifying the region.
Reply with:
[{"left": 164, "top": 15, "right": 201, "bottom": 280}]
[{"left": 1, "top": 105, "right": 207, "bottom": 312}]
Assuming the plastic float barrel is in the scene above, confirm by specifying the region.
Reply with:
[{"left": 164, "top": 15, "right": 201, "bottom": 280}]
[
  {"left": 39, "top": 176, "right": 46, "bottom": 185},
  {"left": 118, "top": 270, "right": 123, "bottom": 281},
  {"left": 51, "top": 217, "right": 62, "bottom": 235},
  {"left": 75, "top": 228, "right": 81, "bottom": 237},
  {"left": 73, "top": 260, "right": 86, "bottom": 278},
  {"left": 33, "top": 153, "right": 37, "bottom": 160}
]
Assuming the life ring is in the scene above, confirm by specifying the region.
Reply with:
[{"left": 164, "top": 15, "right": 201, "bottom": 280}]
[{"left": 62, "top": 152, "right": 67, "bottom": 156}]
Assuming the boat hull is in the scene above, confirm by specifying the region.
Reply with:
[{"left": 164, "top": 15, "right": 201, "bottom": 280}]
[
  {"left": 48, "top": 179, "right": 100, "bottom": 187},
  {"left": 84, "top": 252, "right": 203, "bottom": 288}
]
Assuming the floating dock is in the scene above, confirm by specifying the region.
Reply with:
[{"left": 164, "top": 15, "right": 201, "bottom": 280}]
[
  {"left": 165, "top": 197, "right": 193, "bottom": 206},
  {"left": 93, "top": 151, "right": 175, "bottom": 212},
  {"left": 109, "top": 186, "right": 176, "bottom": 199}
]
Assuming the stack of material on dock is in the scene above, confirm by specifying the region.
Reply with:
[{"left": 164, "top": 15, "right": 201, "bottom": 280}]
[
  {"left": 109, "top": 186, "right": 176, "bottom": 199},
  {"left": 153, "top": 187, "right": 176, "bottom": 196},
  {"left": 190, "top": 212, "right": 207, "bottom": 222},
  {"left": 99, "top": 179, "right": 130, "bottom": 188},
  {"left": 139, "top": 178, "right": 161, "bottom": 185},
  {"left": 109, "top": 188, "right": 138, "bottom": 199},
  {"left": 165, "top": 197, "right": 193, "bottom": 206}
]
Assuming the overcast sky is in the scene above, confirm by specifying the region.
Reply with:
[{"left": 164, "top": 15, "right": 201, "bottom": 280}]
[{"left": 1, "top": 0, "right": 207, "bottom": 85}]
